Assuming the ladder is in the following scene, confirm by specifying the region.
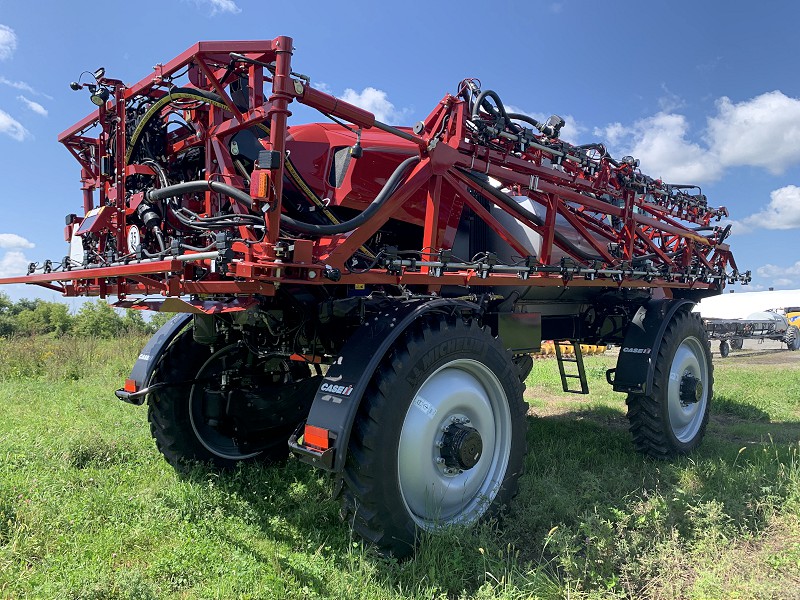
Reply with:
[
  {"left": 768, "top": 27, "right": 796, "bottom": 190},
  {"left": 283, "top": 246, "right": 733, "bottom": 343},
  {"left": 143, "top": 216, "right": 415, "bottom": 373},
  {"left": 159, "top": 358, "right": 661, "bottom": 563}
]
[{"left": 554, "top": 341, "right": 589, "bottom": 394}]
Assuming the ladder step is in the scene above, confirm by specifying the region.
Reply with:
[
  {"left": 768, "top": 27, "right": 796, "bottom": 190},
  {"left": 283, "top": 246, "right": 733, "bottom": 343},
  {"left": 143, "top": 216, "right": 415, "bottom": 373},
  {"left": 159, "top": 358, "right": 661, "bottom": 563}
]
[{"left": 554, "top": 340, "right": 590, "bottom": 395}]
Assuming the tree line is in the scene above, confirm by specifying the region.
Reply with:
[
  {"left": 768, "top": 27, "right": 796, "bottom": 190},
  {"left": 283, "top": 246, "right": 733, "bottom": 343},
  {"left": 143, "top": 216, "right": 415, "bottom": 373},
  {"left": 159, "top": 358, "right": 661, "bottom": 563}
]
[{"left": 0, "top": 293, "right": 172, "bottom": 338}]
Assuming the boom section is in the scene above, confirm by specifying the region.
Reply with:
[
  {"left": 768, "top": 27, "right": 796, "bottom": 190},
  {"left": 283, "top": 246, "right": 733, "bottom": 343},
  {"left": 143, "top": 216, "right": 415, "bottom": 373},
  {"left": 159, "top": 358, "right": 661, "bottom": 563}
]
[{"left": 0, "top": 38, "right": 748, "bottom": 299}]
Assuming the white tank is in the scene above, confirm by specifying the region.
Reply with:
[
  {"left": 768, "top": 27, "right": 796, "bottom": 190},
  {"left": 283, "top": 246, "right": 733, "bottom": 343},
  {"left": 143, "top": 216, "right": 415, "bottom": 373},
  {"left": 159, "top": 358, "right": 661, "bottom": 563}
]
[{"left": 486, "top": 196, "right": 606, "bottom": 265}]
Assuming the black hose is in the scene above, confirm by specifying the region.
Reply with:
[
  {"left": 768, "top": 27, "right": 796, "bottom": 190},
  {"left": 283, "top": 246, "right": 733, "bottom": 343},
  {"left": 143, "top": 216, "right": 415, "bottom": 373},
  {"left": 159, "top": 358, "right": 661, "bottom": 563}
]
[
  {"left": 146, "top": 180, "right": 254, "bottom": 209},
  {"left": 507, "top": 112, "right": 543, "bottom": 130},
  {"left": 471, "top": 89, "right": 510, "bottom": 124},
  {"left": 280, "top": 156, "right": 421, "bottom": 235},
  {"left": 152, "top": 227, "right": 166, "bottom": 252}
]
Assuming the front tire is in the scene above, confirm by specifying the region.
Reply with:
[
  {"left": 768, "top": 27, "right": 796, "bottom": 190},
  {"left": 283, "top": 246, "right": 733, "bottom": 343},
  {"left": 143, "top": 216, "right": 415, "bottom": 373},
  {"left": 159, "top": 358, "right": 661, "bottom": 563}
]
[
  {"left": 341, "top": 316, "right": 527, "bottom": 556},
  {"left": 626, "top": 311, "right": 713, "bottom": 458}
]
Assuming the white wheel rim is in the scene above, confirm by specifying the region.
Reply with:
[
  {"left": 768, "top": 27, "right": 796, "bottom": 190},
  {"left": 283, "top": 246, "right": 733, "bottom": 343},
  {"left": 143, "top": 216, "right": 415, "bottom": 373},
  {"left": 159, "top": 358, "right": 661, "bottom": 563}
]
[
  {"left": 667, "top": 336, "right": 709, "bottom": 443},
  {"left": 397, "top": 358, "right": 512, "bottom": 529}
]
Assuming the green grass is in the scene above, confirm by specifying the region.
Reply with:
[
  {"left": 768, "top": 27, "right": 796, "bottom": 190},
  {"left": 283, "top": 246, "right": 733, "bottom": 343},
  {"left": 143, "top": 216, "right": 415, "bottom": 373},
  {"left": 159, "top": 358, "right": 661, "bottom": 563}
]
[{"left": 1, "top": 338, "right": 799, "bottom": 599}]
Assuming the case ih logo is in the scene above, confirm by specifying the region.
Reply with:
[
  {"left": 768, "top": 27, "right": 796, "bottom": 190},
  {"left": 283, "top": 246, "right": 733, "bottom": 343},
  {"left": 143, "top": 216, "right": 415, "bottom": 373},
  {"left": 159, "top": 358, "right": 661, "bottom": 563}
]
[
  {"left": 320, "top": 383, "right": 354, "bottom": 396},
  {"left": 622, "top": 347, "right": 651, "bottom": 354}
]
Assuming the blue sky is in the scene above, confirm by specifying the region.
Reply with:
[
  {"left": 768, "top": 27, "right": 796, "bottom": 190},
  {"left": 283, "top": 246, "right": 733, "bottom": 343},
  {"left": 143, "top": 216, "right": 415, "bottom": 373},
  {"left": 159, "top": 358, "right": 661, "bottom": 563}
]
[{"left": 1, "top": 0, "right": 799, "bottom": 302}]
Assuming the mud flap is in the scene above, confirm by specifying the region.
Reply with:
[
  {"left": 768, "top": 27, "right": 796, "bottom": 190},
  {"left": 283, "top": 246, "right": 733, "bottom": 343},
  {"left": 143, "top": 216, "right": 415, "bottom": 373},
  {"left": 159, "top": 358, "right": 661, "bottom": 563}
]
[
  {"left": 289, "top": 298, "right": 479, "bottom": 472},
  {"left": 114, "top": 313, "right": 192, "bottom": 404},
  {"left": 609, "top": 299, "right": 695, "bottom": 395}
]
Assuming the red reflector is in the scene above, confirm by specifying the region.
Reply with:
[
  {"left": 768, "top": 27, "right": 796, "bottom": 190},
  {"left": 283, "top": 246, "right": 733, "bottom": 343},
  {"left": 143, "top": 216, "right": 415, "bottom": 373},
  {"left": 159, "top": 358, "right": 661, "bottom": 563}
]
[
  {"left": 304, "top": 425, "right": 329, "bottom": 450},
  {"left": 289, "top": 353, "right": 322, "bottom": 364},
  {"left": 124, "top": 379, "right": 138, "bottom": 393}
]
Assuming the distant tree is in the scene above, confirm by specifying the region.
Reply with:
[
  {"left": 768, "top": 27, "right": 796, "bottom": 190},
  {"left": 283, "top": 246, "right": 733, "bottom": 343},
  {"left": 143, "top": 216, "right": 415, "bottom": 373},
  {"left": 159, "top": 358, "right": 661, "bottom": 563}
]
[
  {"left": 9, "top": 298, "right": 39, "bottom": 315},
  {"left": 71, "top": 301, "right": 125, "bottom": 338},
  {"left": 0, "top": 292, "right": 11, "bottom": 314},
  {"left": 121, "top": 310, "right": 153, "bottom": 335},
  {"left": 14, "top": 301, "right": 73, "bottom": 336},
  {"left": 0, "top": 293, "right": 13, "bottom": 336},
  {"left": 148, "top": 311, "right": 174, "bottom": 332}
]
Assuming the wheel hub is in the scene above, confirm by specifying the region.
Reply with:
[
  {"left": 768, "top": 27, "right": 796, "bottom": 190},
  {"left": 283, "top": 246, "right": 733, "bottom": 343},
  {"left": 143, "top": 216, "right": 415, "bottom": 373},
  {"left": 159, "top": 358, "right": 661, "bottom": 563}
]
[
  {"left": 679, "top": 372, "right": 703, "bottom": 404},
  {"left": 439, "top": 422, "right": 483, "bottom": 470}
]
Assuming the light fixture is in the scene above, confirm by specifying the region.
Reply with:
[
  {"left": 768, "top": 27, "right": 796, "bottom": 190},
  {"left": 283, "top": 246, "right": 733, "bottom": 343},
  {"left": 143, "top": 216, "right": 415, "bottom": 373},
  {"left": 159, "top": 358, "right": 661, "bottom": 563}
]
[{"left": 90, "top": 87, "right": 109, "bottom": 107}]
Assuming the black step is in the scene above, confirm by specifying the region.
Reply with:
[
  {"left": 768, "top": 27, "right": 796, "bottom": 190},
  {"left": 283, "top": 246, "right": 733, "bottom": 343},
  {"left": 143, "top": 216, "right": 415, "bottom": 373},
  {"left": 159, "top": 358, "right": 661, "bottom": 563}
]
[{"left": 554, "top": 341, "right": 589, "bottom": 394}]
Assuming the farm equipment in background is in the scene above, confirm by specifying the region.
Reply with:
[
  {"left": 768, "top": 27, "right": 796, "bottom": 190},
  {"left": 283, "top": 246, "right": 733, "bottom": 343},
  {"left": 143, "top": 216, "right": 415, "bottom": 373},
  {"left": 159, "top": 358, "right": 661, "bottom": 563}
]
[
  {"left": 705, "top": 308, "right": 800, "bottom": 356},
  {"left": 0, "top": 37, "right": 751, "bottom": 556}
]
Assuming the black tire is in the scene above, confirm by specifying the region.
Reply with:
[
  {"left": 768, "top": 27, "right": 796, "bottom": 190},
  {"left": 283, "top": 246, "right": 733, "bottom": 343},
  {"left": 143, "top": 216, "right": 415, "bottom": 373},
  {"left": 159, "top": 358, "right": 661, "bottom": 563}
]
[
  {"left": 719, "top": 340, "right": 730, "bottom": 358},
  {"left": 730, "top": 337, "right": 744, "bottom": 351},
  {"left": 148, "top": 329, "right": 312, "bottom": 471},
  {"left": 783, "top": 325, "right": 800, "bottom": 351},
  {"left": 341, "top": 316, "right": 528, "bottom": 557},
  {"left": 626, "top": 311, "right": 713, "bottom": 459}
]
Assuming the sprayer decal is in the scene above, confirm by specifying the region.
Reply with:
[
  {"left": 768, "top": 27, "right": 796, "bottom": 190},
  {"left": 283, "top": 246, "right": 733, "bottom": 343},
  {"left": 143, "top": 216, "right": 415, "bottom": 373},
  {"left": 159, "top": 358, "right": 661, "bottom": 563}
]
[
  {"left": 320, "top": 383, "right": 354, "bottom": 396},
  {"left": 622, "top": 347, "right": 651, "bottom": 355}
]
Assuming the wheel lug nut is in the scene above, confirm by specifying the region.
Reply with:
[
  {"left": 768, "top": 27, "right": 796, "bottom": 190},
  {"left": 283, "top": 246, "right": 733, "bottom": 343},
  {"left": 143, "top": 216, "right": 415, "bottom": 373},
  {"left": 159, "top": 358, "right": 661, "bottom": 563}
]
[
  {"left": 435, "top": 441, "right": 444, "bottom": 448},
  {"left": 435, "top": 457, "right": 445, "bottom": 464}
]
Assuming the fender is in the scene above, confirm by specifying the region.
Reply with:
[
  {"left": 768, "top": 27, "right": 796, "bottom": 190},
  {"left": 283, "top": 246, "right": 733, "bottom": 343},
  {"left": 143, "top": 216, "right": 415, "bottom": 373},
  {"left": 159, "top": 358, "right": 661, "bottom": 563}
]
[
  {"left": 289, "top": 298, "right": 480, "bottom": 472},
  {"left": 609, "top": 298, "right": 695, "bottom": 395},
  {"left": 114, "top": 313, "right": 193, "bottom": 405}
]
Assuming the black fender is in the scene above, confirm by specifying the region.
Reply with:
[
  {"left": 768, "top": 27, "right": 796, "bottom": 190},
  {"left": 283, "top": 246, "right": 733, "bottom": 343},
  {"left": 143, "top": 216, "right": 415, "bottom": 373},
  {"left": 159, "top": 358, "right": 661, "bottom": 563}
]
[
  {"left": 114, "top": 313, "right": 193, "bottom": 405},
  {"left": 609, "top": 299, "right": 696, "bottom": 395},
  {"left": 289, "top": 298, "right": 480, "bottom": 472}
]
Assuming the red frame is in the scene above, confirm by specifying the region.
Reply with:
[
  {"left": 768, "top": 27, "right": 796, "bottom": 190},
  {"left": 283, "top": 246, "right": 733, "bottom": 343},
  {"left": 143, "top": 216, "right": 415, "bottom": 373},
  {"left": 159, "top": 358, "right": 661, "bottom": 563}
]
[{"left": 0, "top": 36, "right": 744, "bottom": 301}]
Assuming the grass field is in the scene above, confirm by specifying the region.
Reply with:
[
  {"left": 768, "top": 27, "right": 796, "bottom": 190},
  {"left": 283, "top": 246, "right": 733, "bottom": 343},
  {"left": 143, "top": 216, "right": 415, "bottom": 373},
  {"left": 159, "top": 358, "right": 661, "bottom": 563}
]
[{"left": 1, "top": 336, "right": 798, "bottom": 599}]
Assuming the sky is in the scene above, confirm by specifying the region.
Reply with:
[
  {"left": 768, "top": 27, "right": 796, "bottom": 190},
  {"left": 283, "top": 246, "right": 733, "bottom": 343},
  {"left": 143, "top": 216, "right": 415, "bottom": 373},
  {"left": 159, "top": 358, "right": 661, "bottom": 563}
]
[{"left": 0, "top": 0, "right": 799, "bottom": 303}]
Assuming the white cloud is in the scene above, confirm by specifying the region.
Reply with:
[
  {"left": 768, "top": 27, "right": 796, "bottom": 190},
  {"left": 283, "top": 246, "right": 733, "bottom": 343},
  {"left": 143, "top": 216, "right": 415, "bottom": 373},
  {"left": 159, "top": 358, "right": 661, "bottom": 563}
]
[
  {"left": 339, "top": 87, "right": 409, "bottom": 124},
  {"left": 597, "top": 112, "right": 722, "bottom": 183},
  {"left": 0, "top": 233, "right": 35, "bottom": 249},
  {"left": 190, "top": 0, "right": 241, "bottom": 15},
  {"left": 756, "top": 261, "right": 800, "bottom": 288},
  {"left": 17, "top": 95, "right": 47, "bottom": 117},
  {"left": 0, "top": 109, "right": 28, "bottom": 141},
  {"left": 506, "top": 105, "right": 586, "bottom": 145},
  {"left": 658, "top": 83, "right": 686, "bottom": 113},
  {"left": 594, "top": 90, "right": 800, "bottom": 184},
  {"left": 738, "top": 185, "right": 800, "bottom": 231},
  {"left": 0, "top": 251, "right": 29, "bottom": 277},
  {"left": 0, "top": 24, "right": 17, "bottom": 61},
  {"left": 773, "top": 278, "right": 794, "bottom": 287},
  {"left": 0, "top": 77, "right": 53, "bottom": 99},
  {"left": 707, "top": 91, "right": 800, "bottom": 174}
]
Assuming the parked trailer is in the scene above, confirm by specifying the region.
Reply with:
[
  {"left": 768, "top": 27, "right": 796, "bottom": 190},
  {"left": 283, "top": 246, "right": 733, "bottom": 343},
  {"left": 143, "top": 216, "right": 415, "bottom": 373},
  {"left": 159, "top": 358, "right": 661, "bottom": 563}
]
[
  {"left": 705, "top": 310, "right": 800, "bottom": 356},
  {"left": 0, "top": 37, "right": 750, "bottom": 555}
]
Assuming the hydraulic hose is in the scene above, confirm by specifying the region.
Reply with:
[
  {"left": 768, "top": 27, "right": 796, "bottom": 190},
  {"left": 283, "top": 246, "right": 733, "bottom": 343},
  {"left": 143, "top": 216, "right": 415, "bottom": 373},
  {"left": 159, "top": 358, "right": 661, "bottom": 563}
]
[
  {"left": 471, "top": 89, "right": 510, "bottom": 124},
  {"left": 146, "top": 180, "right": 254, "bottom": 209},
  {"left": 280, "top": 155, "right": 421, "bottom": 235},
  {"left": 146, "top": 156, "right": 421, "bottom": 236}
]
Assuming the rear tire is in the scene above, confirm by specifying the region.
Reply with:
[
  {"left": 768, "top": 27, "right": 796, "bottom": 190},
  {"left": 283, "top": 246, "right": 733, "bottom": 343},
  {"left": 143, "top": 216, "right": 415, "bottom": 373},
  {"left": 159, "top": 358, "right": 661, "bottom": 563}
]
[
  {"left": 341, "top": 316, "right": 527, "bottom": 557},
  {"left": 730, "top": 337, "right": 744, "bottom": 351},
  {"left": 784, "top": 325, "right": 800, "bottom": 351},
  {"left": 626, "top": 311, "right": 712, "bottom": 458},
  {"left": 148, "top": 330, "right": 312, "bottom": 471}
]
